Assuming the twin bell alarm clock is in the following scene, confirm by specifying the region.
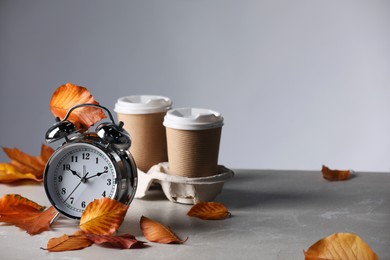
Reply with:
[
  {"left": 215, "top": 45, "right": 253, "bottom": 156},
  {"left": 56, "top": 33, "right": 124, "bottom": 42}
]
[{"left": 43, "top": 103, "right": 137, "bottom": 219}]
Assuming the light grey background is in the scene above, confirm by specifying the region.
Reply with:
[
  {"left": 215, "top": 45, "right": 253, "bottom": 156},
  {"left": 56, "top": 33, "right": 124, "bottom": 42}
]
[{"left": 1, "top": 0, "right": 390, "bottom": 171}]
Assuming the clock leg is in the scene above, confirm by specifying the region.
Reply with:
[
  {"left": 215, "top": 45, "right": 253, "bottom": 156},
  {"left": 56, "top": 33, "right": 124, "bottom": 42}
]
[{"left": 49, "top": 211, "right": 61, "bottom": 226}]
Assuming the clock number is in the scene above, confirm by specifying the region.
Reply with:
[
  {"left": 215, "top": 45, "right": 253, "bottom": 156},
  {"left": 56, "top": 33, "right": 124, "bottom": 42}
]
[
  {"left": 71, "top": 155, "right": 78, "bottom": 163},
  {"left": 61, "top": 188, "right": 66, "bottom": 195},
  {"left": 63, "top": 164, "right": 70, "bottom": 171},
  {"left": 102, "top": 190, "right": 106, "bottom": 197},
  {"left": 107, "top": 178, "right": 111, "bottom": 186},
  {"left": 81, "top": 201, "right": 86, "bottom": 208},
  {"left": 58, "top": 175, "right": 63, "bottom": 182},
  {"left": 95, "top": 157, "right": 99, "bottom": 164},
  {"left": 82, "top": 153, "right": 90, "bottom": 160},
  {"left": 70, "top": 197, "right": 74, "bottom": 204}
]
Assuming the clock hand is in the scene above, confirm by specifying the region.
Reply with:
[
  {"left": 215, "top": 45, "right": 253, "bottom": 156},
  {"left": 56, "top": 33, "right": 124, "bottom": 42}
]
[
  {"left": 85, "top": 169, "right": 108, "bottom": 180},
  {"left": 80, "top": 171, "right": 89, "bottom": 183},
  {"left": 69, "top": 168, "right": 81, "bottom": 179},
  {"left": 64, "top": 171, "right": 90, "bottom": 202},
  {"left": 80, "top": 165, "right": 89, "bottom": 183},
  {"left": 64, "top": 181, "right": 82, "bottom": 203}
]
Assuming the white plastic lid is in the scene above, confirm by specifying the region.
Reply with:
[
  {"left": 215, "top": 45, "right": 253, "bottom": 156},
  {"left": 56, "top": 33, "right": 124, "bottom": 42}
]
[
  {"left": 114, "top": 95, "right": 172, "bottom": 114},
  {"left": 163, "top": 108, "right": 224, "bottom": 130}
]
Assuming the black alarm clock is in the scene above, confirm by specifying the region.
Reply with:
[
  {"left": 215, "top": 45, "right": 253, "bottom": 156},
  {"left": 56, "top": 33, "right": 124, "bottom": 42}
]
[{"left": 43, "top": 103, "right": 137, "bottom": 219}]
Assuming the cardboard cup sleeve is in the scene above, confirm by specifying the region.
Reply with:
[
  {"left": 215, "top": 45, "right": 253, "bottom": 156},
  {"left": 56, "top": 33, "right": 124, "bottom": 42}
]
[{"left": 164, "top": 107, "right": 224, "bottom": 178}]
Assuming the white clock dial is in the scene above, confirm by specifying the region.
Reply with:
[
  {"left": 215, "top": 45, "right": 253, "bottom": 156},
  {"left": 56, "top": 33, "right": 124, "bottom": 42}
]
[{"left": 45, "top": 143, "right": 118, "bottom": 219}]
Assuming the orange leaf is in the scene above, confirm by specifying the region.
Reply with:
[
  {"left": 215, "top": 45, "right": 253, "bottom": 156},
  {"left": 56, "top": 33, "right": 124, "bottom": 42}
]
[
  {"left": 79, "top": 197, "right": 129, "bottom": 235},
  {"left": 85, "top": 234, "right": 146, "bottom": 249},
  {"left": 2, "top": 144, "right": 53, "bottom": 180},
  {"left": 49, "top": 82, "right": 106, "bottom": 130},
  {"left": 0, "top": 194, "right": 57, "bottom": 235},
  {"left": 0, "top": 163, "right": 40, "bottom": 183},
  {"left": 187, "top": 202, "right": 231, "bottom": 220},
  {"left": 304, "top": 233, "right": 378, "bottom": 260},
  {"left": 140, "top": 216, "right": 187, "bottom": 244},
  {"left": 0, "top": 194, "right": 45, "bottom": 212},
  {"left": 38, "top": 144, "right": 54, "bottom": 164},
  {"left": 43, "top": 231, "right": 93, "bottom": 252},
  {"left": 322, "top": 165, "right": 351, "bottom": 181},
  {"left": 17, "top": 206, "right": 58, "bottom": 235}
]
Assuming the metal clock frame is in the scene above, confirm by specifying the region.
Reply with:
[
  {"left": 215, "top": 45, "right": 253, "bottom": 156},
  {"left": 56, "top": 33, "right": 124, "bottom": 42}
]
[{"left": 43, "top": 103, "right": 138, "bottom": 220}]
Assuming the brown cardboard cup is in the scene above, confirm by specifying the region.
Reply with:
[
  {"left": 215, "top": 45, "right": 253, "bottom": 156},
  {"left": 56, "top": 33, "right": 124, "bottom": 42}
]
[
  {"left": 163, "top": 108, "right": 224, "bottom": 178},
  {"left": 115, "top": 95, "right": 172, "bottom": 172}
]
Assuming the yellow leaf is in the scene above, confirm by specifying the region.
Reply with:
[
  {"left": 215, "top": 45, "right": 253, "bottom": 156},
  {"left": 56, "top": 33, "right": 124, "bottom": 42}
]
[
  {"left": 187, "top": 201, "right": 231, "bottom": 220},
  {"left": 49, "top": 82, "right": 106, "bottom": 130},
  {"left": 0, "top": 163, "right": 40, "bottom": 183},
  {"left": 79, "top": 198, "right": 129, "bottom": 235},
  {"left": 321, "top": 165, "right": 351, "bottom": 181},
  {"left": 304, "top": 233, "right": 378, "bottom": 260},
  {"left": 140, "top": 216, "right": 187, "bottom": 244}
]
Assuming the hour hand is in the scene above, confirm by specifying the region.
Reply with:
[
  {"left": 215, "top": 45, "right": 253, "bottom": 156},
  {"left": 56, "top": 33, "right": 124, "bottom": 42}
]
[{"left": 69, "top": 168, "right": 81, "bottom": 179}]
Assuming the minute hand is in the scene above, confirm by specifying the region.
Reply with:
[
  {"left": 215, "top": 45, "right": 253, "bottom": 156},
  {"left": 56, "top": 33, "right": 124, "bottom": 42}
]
[
  {"left": 64, "top": 171, "right": 89, "bottom": 202},
  {"left": 86, "top": 170, "right": 108, "bottom": 180}
]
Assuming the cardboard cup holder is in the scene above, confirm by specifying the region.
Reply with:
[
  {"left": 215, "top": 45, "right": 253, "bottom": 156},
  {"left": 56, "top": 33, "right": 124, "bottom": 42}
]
[
  {"left": 135, "top": 162, "right": 234, "bottom": 204},
  {"left": 115, "top": 100, "right": 231, "bottom": 204}
]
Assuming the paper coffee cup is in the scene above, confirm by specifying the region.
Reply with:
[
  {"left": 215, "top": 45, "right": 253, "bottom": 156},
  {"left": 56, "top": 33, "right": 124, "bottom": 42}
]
[
  {"left": 114, "top": 95, "right": 172, "bottom": 172},
  {"left": 163, "top": 108, "right": 224, "bottom": 178}
]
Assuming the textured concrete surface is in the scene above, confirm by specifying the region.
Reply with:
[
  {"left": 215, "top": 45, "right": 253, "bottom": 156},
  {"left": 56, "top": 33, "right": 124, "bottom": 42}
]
[{"left": 1, "top": 169, "right": 389, "bottom": 259}]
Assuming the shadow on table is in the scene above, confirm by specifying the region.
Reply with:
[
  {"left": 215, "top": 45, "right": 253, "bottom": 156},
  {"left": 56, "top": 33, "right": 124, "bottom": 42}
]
[
  {"left": 218, "top": 188, "right": 324, "bottom": 209},
  {"left": 217, "top": 169, "right": 327, "bottom": 209}
]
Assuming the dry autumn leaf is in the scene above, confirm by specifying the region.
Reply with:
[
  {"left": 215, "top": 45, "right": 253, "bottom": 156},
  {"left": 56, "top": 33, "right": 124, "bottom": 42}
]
[
  {"left": 85, "top": 234, "right": 146, "bottom": 249},
  {"left": 322, "top": 165, "right": 351, "bottom": 181},
  {"left": 0, "top": 194, "right": 58, "bottom": 235},
  {"left": 0, "top": 144, "right": 54, "bottom": 182},
  {"left": 140, "top": 216, "right": 187, "bottom": 244},
  {"left": 49, "top": 82, "right": 106, "bottom": 130},
  {"left": 44, "top": 232, "right": 145, "bottom": 252},
  {"left": 0, "top": 194, "right": 45, "bottom": 211},
  {"left": 187, "top": 201, "right": 231, "bottom": 220},
  {"left": 79, "top": 197, "right": 129, "bottom": 235},
  {"left": 0, "top": 163, "right": 40, "bottom": 183},
  {"left": 43, "top": 231, "right": 93, "bottom": 252},
  {"left": 304, "top": 233, "right": 378, "bottom": 260}
]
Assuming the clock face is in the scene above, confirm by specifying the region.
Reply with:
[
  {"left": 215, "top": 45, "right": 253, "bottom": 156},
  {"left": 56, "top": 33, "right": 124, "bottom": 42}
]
[{"left": 44, "top": 143, "right": 118, "bottom": 219}]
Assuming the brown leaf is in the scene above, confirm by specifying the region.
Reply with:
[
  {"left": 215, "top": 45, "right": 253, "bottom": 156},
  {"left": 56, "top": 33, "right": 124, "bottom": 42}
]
[
  {"left": 85, "top": 234, "right": 146, "bottom": 249},
  {"left": 0, "top": 163, "right": 40, "bottom": 183},
  {"left": 49, "top": 82, "right": 106, "bottom": 130},
  {"left": 2, "top": 144, "right": 54, "bottom": 180},
  {"left": 187, "top": 201, "right": 231, "bottom": 220},
  {"left": 43, "top": 231, "right": 93, "bottom": 252},
  {"left": 304, "top": 233, "right": 378, "bottom": 260},
  {"left": 322, "top": 165, "right": 351, "bottom": 181},
  {"left": 140, "top": 216, "right": 187, "bottom": 244},
  {"left": 0, "top": 194, "right": 57, "bottom": 235},
  {"left": 79, "top": 197, "right": 129, "bottom": 235}
]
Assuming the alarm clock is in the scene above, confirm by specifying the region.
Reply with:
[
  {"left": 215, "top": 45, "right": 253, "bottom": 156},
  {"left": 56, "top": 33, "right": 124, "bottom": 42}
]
[{"left": 43, "top": 103, "right": 137, "bottom": 219}]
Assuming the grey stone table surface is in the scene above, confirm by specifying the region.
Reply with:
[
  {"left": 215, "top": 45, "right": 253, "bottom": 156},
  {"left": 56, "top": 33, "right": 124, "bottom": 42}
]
[{"left": 0, "top": 169, "right": 389, "bottom": 259}]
